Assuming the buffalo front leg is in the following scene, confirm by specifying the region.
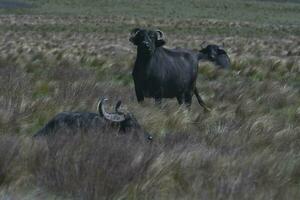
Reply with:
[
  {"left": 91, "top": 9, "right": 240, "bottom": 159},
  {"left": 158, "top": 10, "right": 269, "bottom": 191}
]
[
  {"left": 134, "top": 85, "right": 144, "bottom": 103},
  {"left": 154, "top": 88, "right": 163, "bottom": 105}
]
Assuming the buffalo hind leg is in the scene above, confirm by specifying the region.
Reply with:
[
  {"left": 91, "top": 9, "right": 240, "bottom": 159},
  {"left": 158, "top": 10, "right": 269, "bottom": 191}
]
[
  {"left": 193, "top": 87, "right": 211, "bottom": 112},
  {"left": 154, "top": 97, "right": 162, "bottom": 105},
  {"left": 184, "top": 92, "right": 192, "bottom": 109},
  {"left": 154, "top": 89, "right": 162, "bottom": 105},
  {"left": 176, "top": 95, "right": 184, "bottom": 105}
]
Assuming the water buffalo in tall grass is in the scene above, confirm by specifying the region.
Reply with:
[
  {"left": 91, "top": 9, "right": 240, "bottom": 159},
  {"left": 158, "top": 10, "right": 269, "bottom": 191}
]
[
  {"left": 33, "top": 98, "right": 153, "bottom": 141},
  {"left": 199, "top": 44, "right": 231, "bottom": 69},
  {"left": 129, "top": 28, "right": 210, "bottom": 111}
]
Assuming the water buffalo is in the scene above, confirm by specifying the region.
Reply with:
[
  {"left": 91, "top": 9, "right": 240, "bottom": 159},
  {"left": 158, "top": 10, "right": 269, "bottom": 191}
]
[
  {"left": 199, "top": 44, "right": 231, "bottom": 69},
  {"left": 33, "top": 98, "right": 153, "bottom": 141},
  {"left": 129, "top": 28, "right": 210, "bottom": 111}
]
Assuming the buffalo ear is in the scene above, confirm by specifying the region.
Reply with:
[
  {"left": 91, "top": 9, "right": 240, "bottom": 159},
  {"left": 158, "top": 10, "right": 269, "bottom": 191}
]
[
  {"left": 217, "top": 48, "right": 227, "bottom": 55},
  {"left": 129, "top": 28, "right": 140, "bottom": 45},
  {"left": 199, "top": 47, "right": 208, "bottom": 54},
  {"left": 155, "top": 40, "right": 166, "bottom": 47}
]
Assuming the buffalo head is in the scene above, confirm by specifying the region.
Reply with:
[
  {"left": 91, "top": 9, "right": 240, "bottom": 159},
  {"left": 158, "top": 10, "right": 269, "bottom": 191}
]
[
  {"left": 98, "top": 98, "right": 153, "bottom": 141},
  {"left": 199, "top": 44, "right": 231, "bottom": 69},
  {"left": 199, "top": 44, "right": 222, "bottom": 61},
  {"left": 129, "top": 28, "right": 166, "bottom": 55}
]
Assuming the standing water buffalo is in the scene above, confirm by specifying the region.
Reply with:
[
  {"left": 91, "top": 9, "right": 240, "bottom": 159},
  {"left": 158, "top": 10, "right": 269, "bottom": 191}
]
[
  {"left": 130, "top": 28, "right": 210, "bottom": 111},
  {"left": 33, "top": 98, "right": 153, "bottom": 141},
  {"left": 199, "top": 44, "right": 231, "bottom": 69}
]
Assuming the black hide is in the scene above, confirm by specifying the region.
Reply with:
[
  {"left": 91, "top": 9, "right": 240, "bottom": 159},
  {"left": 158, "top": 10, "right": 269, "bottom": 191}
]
[
  {"left": 33, "top": 111, "right": 153, "bottom": 141},
  {"left": 199, "top": 44, "right": 231, "bottom": 69},
  {"left": 130, "top": 28, "right": 209, "bottom": 110}
]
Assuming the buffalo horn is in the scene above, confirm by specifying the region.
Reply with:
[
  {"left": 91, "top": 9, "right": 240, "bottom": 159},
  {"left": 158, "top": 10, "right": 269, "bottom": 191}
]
[
  {"left": 200, "top": 41, "right": 207, "bottom": 49},
  {"left": 98, "top": 98, "right": 126, "bottom": 122},
  {"left": 115, "top": 100, "right": 123, "bottom": 114},
  {"left": 130, "top": 28, "right": 140, "bottom": 41},
  {"left": 156, "top": 30, "right": 165, "bottom": 41},
  {"left": 221, "top": 42, "right": 225, "bottom": 48}
]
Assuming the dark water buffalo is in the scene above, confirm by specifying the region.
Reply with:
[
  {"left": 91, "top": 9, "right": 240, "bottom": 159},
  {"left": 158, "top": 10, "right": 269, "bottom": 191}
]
[
  {"left": 130, "top": 28, "right": 210, "bottom": 111},
  {"left": 199, "top": 44, "right": 231, "bottom": 69},
  {"left": 33, "top": 98, "right": 152, "bottom": 141}
]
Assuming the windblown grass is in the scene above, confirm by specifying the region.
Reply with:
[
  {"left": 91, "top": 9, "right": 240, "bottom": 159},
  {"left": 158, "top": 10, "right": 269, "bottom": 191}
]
[{"left": 0, "top": 7, "right": 299, "bottom": 200}]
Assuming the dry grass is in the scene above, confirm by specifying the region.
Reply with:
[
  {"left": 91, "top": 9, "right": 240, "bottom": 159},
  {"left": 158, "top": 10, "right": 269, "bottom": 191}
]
[{"left": 0, "top": 14, "right": 299, "bottom": 199}]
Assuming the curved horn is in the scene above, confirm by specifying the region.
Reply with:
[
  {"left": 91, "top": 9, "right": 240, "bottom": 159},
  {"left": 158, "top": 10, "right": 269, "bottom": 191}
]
[
  {"left": 115, "top": 100, "right": 123, "bottom": 114},
  {"left": 221, "top": 42, "right": 225, "bottom": 48},
  {"left": 156, "top": 30, "right": 165, "bottom": 40},
  {"left": 129, "top": 28, "right": 140, "bottom": 42},
  {"left": 98, "top": 98, "right": 126, "bottom": 122},
  {"left": 200, "top": 41, "right": 207, "bottom": 49}
]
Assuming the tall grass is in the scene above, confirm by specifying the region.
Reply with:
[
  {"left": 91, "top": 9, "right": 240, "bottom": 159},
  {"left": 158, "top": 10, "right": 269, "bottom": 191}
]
[{"left": 0, "top": 12, "right": 299, "bottom": 199}]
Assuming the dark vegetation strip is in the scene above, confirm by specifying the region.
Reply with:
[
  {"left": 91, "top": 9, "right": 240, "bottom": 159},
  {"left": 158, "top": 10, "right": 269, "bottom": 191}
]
[
  {"left": 0, "top": 0, "right": 300, "bottom": 25},
  {"left": 2, "top": 0, "right": 300, "bottom": 25}
]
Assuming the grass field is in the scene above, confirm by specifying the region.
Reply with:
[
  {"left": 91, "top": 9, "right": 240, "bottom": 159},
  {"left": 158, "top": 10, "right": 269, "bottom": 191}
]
[{"left": 0, "top": 0, "right": 300, "bottom": 199}]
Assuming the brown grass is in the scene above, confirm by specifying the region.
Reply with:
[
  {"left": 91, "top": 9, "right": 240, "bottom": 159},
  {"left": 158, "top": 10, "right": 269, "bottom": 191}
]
[{"left": 0, "top": 15, "right": 299, "bottom": 199}]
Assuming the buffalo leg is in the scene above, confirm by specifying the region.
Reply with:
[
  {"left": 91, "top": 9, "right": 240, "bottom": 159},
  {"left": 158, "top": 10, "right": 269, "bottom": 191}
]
[
  {"left": 134, "top": 85, "right": 144, "bottom": 102},
  {"left": 176, "top": 96, "right": 183, "bottom": 105},
  {"left": 154, "top": 97, "right": 162, "bottom": 105},
  {"left": 193, "top": 87, "right": 211, "bottom": 112},
  {"left": 184, "top": 92, "right": 192, "bottom": 108},
  {"left": 154, "top": 88, "right": 162, "bottom": 105}
]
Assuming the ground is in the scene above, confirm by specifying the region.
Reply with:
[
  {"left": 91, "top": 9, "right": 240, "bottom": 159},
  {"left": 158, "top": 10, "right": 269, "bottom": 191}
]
[{"left": 0, "top": 0, "right": 299, "bottom": 199}]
